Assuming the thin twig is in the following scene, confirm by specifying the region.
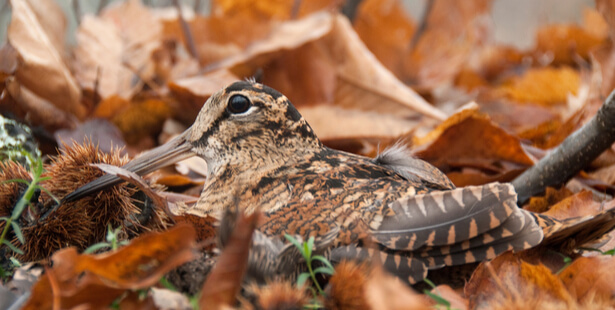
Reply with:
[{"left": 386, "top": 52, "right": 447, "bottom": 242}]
[
  {"left": 409, "top": 0, "right": 434, "bottom": 50},
  {"left": 290, "top": 0, "right": 301, "bottom": 20},
  {"left": 121, "top": 60, "right": 162, "bottom": 96},
  {"left": 512, "top": 89, "right": 615, "bottom": 205},
  {"left": 172, "top": 0, "right": 199, "bottom": 61},
  {"left": 71, "top": 0, "right": 82, "bottom": 24},
  {"left": 340, "top": 0, "right": 363, "bottom": 23},
  {"left": 97, "top": 0, "right": 109, "bottom": 15}
]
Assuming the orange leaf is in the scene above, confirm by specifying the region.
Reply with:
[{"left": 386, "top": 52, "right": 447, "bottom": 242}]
[
  {"left": 403, "top": 0, "right": 492, "bottom": 91},
  {"left": 559, "top": 256, "right": 615, "bottom": 303},
  {"left": 534, "top": 24, "right": 606, "bottom": 66},
  {"left": 414, "top": 108, "right": 534, "bottom": 186},
  {"left": 200, "top": 212, "right": 259, "bottom": 309},
  {"left": 465, "top": 252, "right": 574, "bottom": 309},
  {"left": 543, "top": 190, "right": 605, "bottom": 220},
  {"left": 8, "top": 0, "right": 84, "bottom": 118},
  {"left": 493, "top": 67, "right": 581, "bottom": 106},
  {"left": 354, "top": 0, "right": 416, "bottom": 77},
  {"left": 74, "top": 0, "right": 162, "bottom": 99}
]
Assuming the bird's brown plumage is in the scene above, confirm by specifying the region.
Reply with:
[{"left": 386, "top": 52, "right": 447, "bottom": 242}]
[{"left": 64, "top": 80, "right": 615, "bottom": 285}]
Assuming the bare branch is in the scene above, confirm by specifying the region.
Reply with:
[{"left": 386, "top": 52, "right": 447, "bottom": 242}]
[{"left": 512, "top": 89, "right": 615, "bottom": 204}]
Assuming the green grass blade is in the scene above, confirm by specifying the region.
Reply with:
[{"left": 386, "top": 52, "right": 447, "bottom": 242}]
[
  {"left": 10, "top": 222, "right": 24, "bottom": 244},
  {"left": 2, "top": 240, "right": 24, "bottom": 255},
  {"left": 296, "top": 272, "right": 311, "bottom": 287}
]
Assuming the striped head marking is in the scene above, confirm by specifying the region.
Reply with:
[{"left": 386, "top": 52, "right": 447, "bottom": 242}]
[{"left": 187, "top": 81, "right": 322, "bottom": 174}]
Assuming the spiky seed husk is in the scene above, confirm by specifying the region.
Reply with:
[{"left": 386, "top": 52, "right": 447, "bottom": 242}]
[
  {"left": 244, "top": 280, "right": 310, "bottom": 310},
  {"left": 14, "top": 141, "right": 170, "bottom": 261},
  {"left": 324, "top": 261, "right": 372, "bottom": 310}
]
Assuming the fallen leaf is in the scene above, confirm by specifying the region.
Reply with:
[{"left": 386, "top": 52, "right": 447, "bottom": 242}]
[
  {"left": 213, "top": 0, "right": 340, "bottom": 20},
  {"left": 73, "top": 224, "right": 195, "bottom": 288},
  {"left": 353, "top": 0, "right": 416, "bottom": 77},
  {"left": 8, "top": 0, "right": 84, "bottom": 118},
  {"left": 465, "top": 252, "right": 574, "bottom": 310},
  {"left": 493, "top": 67, "right": 581, "bottom": 106},
  {"left": 168, "top": 69, "right": 240, "bottom": 123},
  {"left": 200, "top": 211, "right": 259, "bottom": 309},
  {"left": 299, "top": 105, "right": 418, "bottom": 141},
  {"left": 404, "top": 0, "right": 492, "bottom": 91},
  {"left": 413, "top": 107, "right": 534, "bottom": 186},
  {"left": 325, "top": 261, "right": 431, "bottom": 310},
  {"left": 543, "top": 190, "right": 606, "bottom": 221},
  {"left": 3, "top": 78, "right": 77, "bottom": 132},
  {"left": 534, "top": 24, "right": 606, "bottom": 66},
  {"left": 22, "top": 225, "right": 195, "bottom": 309},
  {"left": 111, "top": 98, "right": 173, "bottom": 145},
  {"left": 205, "top": 12, "right": 334, "bottom": 75},
  {"left": 428, "top": 285, "right": 468, "bottom": 310},
  {"left": 23, "top": 271, "right": 125, "bottom": 310},
  {"left": 204, "top": 12, "right": 445, "bottom": 120},
  {"left": 74, "top": 0, "right": 161, "bottom": 99},
  {"left": 328, "top": 14, "right": 445, "bottom": 120},
  {"left": 559, "top": 256, "right": 615, "bottom": 303},
  {"left": 526, "top": 187, "right": 574, "bottom": 214},
  {"left": 54, "top": 118, "right": 127, "bottom": 154}
]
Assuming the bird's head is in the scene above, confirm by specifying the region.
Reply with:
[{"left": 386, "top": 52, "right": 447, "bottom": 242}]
[
  {"left": 62, "top": 81, "right": 321, "bottom": 202},
  {"left": 187, "top": 80, "right": 322, "bottom": 172}
]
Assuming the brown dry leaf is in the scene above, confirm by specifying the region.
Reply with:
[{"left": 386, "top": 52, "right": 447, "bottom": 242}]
[
  {"left": 3, "top": 78, "right": 77, "bottom": 132},
  {"left": 206, "top": 12, "right": 333, "bottom": 76},
  {"left": 464, "top": 45, "right": 526, "bottom": 82},
  {"left": 299, "top": 105, "right": 417, "bottom": 144},
  {"left": 559, "top": 256, "right": 615, "bottom": 304},
  {"left": 583, "top": 8, "right": 609, "bottom": 39},
  {"left": 363, "top": 267, "right": 430, "bottom": 310},
  {"left": 23, "top": 271, "right": 125, "bottom": 310},
  {"left": 526, "top": 187, "right": 575, "bottom": 214},
  {"left": 325, "top": 261, "right": 430, "bottom": 310},
  {"left": 213, "top": 0, "right": 340, "bottom": 20},
  {"left": 428, "top": 285, "right": 468, "bottom": 310},
  {"left": 404, "top": 0, "right": 492, "bottom": 91},
  {"left": 54, "top": 119, "right": 127, "bottom": 154},
  {"left": 590, "top": 163, "right": 615, "bottom": 185},
  {"left": 93, "top": 95, "right": 130, "bottom": 119},
  {"left": 593, "top": 0, "right": 615, "bottom": 98},
  {"left": 23, "top": 225, "right": 196, "bottom": 309},
  {"left": 261, "top": 40, "right": 337, "bottom": 107},
  {"left": 542, "top": 190, "right": 606, "bottom": 221},
  {"left": 465, "top": 252, "right": 575, "bottom": 309},
  {"left": 111, "top": 98, "right": 173, "bottom": 145},
  {"left": 168, "top": 69, "right": 239, "bottom": 123},
  {"left": 200, "top": 212, "right": 259, "bottom": 309},
  {"left": 8, "top": 0, "right": 84, "bottom": 118},
  {"left": 413, "top": 107, "right": 534, "bottom": 186},
  {"left": 534, "top": 24, "right": 606, "bottom": 66},
  {"left": 70, "top": 224, "right": 195, "bottom": 288},
  {"left": 493, "top": 67, "right": 581, "bottom": 106},
  {"left": 155, "top": 174, "right": 203, "bottom": 187},
  {"left": 353, "top": 0, "right": 416, "bottom": 77},
  {"left": 478, "top": 98, "right": 560, "bottom": 139},
  {"left": 327, "top": 14, "right": 445, "bottom": 120},
  {"left": 73, "top": 0, "right": 161, "bottom": 100},
  {"left": 205, "top": 12, "right": 445, "bottom": 120}
]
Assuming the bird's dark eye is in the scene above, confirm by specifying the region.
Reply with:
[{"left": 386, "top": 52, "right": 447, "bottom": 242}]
[{"left": 227, "top": 95, "right": 252, "bottom": 114}]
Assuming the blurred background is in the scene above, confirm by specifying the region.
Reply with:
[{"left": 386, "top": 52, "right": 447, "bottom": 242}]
[{"left": 0, "top": 0, "right": 596, "bottom": 49}]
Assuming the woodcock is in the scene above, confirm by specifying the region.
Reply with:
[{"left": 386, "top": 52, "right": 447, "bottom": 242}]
[{"left": 63, "top": 81, "right": 614, "bottom": 284}]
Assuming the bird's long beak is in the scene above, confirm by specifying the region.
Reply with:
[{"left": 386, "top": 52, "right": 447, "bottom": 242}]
[{"left": 62, "top": 129, "right": 196, "bottom": 203}]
